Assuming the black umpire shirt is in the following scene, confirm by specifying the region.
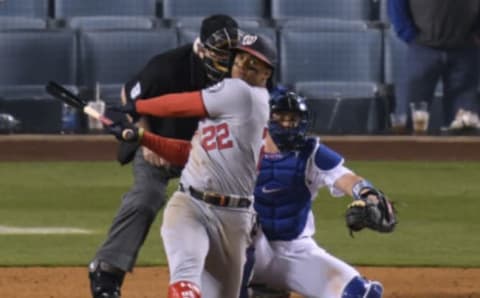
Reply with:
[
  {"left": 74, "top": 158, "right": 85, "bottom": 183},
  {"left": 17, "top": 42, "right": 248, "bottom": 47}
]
[{"left": 123, "top": 43, "right": 208, "bottom": 140}]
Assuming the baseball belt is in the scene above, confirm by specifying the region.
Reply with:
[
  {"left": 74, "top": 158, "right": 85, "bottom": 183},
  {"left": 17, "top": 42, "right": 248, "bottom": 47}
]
[{"left": 179, "top": 183, "right": 252, "bottom": 208}]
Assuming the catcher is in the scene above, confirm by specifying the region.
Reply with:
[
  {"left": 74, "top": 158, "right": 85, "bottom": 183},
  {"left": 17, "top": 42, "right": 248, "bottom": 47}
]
[{"left": 240, "top": 87, "right": 397, "bottom": 298}]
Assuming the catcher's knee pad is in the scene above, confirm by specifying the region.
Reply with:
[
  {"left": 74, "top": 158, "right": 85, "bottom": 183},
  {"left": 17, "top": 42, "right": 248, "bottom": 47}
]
[
  {"left": 342, "top": 276, "right": 383, "bottom": 298},
  {"left": 248, "top": 284, "right": 291, "bottom": 298},
  {"left": 168, "top": 281, "right": 201, "bottom": 298}
]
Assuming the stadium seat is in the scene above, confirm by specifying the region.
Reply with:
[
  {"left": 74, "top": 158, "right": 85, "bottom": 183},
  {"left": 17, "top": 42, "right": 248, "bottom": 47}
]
[
  {"left": 0, "top": 17, "right": 47, "bottom": 29},
  {"left": 0, "top": 30, "right": 76, "bottom": 95},
  {"left": 271, "top": 0, "right": 374, "bottom": 22},
  {"left": 0, "top": 0, "right": 48, "bottom": 17},
  {"left": 306, "top": 96, "right": 379, "bottom": 134},
  {"left": 0, "top": 30, "right": 76, "bottom": 133},
  {"left": 77, "top": 29, "right": 178, "bottom": 103},
  {"left": 280, "top": 29, "right": 383, "bottom": 89},
  {"left": 279, "top": 18, "right": 369, "bottom": 31},
  {"left": 53, "top": 0, "right": 156, "bottom": 17},
  {"left": 163, "top": 0, "right": 267, "bottom": 20},
  {"left": 173, "top": 16, "right": 264, "bottom": 31},
  {"left": 299, "top": 82, "right": 382, "bottom": 134},
  {"left": 53, "top": 0, "right": 157, "bottom": 29},
  {"left": 280, "top": 28, "right": 386, "bottom": 133},
  {"left": 64, "top": 16, "right": 155, "bottom": 30}
]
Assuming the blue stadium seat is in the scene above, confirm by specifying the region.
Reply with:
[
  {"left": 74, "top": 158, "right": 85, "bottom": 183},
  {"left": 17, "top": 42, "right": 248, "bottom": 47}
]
[
  {"left": 173, "top": 16, "right": 264, "bottom": 31},
  {"left": 279, "top": 18, "right": 369, "bottom": 31},
  {"left": 78, "top": 29, "right": 178, "bottom": 103},
  {"left": 0, "top": 0, "right": 48, "bottom": 17},
  {"left": 54, "top": 0, "right": 156, "bottom": 17},
  {"left": 163, "top": 0, "right": 267, "bottom": 19},
  {"left": 280, "top": 29, "right": 383, "bottom": 89},
  {"left": 53, "top": 0, "right": 157, "bottom": 29},
  {"left": 0, "top": 17, "right": 47, "bottom": 29},
  {"left": 0, "top": 30, "right": 76, "bottom": 95},
  {"left": 280, "top": 28, "right": 385, "bottom": 133},
  {"left": 65, "top": 16, "right": 155, "bottom": 30},
  {"left": 0, "top": 30, "right": 76, "bottom": 133},
  {"left": 271, "top": 0, "right": 375, "bottom": 22}
]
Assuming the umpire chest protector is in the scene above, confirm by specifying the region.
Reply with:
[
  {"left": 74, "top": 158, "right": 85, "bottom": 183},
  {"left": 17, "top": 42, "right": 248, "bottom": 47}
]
[{"left": 254, "top": 139, "right": 316, "bottom": 241}]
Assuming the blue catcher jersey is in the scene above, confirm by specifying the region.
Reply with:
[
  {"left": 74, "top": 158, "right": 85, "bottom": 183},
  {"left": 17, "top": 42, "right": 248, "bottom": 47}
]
[{"left": 254, "top": 137, "right": 352, "bottom": 241}]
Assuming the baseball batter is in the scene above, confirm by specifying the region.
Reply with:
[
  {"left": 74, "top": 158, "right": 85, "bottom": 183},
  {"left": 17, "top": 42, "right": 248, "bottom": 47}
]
[
  {"left": 108, "top": 32, "right": 277, "bottom": 298},
  {"left": 245, "top": 88, "right": 396, "bottom": 298}
]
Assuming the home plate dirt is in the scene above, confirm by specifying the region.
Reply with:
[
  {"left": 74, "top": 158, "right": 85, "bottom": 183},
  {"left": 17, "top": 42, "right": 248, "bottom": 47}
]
[{"left": 1, "top": 266, "right": 479, "bottom": 298}]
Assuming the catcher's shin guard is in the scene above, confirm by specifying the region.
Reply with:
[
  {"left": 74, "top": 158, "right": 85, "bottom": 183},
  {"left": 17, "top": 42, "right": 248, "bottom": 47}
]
[
  {"left": 342, "top": 276, "right": 383, "bottom": 298},
  {"left": 168, "top": 281, "right": 201, "bottom": 298}
]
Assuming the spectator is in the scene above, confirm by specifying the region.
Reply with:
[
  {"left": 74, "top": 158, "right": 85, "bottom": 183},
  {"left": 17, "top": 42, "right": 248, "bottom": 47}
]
[{"left": 388, "top": 0, "right": 480, "bottom": 133}]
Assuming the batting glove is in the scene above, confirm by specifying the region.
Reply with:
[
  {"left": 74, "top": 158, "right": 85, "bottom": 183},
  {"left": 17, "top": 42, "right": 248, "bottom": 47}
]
[{"left": 106, "top": 121, "right": 144, "bottom": 143}]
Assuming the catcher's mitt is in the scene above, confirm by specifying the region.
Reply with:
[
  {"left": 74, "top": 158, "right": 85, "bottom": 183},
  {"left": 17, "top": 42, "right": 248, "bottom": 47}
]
[{"left": 345, "top": 188, "right": 396, "bottom": 235}]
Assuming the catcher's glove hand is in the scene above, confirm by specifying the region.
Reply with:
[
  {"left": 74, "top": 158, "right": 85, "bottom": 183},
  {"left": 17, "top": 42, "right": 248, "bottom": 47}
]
[{"left": 345, "top": 189, "right": 396, "bottom": 236}]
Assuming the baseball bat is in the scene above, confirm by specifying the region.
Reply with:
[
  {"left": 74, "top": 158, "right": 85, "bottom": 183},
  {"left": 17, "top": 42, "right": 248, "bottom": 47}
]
[{"left": 45, "top": 81, "right": 113, "bottom": 126}]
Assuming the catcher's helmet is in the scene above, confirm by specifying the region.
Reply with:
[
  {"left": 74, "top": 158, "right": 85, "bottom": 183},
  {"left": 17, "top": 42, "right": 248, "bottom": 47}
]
[
  {"left": 269, "top": 87, "right": 309, "bottom": 151},
  {"left": 202, "top": 27, "right": 241, "bottom": 82}
]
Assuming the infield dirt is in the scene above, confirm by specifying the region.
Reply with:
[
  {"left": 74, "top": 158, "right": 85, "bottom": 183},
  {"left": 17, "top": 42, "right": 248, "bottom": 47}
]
[
  {"left": 1, "top": 135, "right": 480, "bottom": 297},
  {"left": 1, "top": 266, "right": 479, "bottom": 298}
]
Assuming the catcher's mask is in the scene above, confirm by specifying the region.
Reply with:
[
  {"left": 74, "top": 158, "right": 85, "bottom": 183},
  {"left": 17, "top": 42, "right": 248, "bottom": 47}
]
[
  {"left": 269, "top": 88, "right": 309, "bottom": 152},
  {"left": 202, "top": 27, "right": 242, "bottom": 82}
]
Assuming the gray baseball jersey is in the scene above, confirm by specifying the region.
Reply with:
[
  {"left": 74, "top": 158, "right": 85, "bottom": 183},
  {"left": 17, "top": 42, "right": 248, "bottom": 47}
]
[
  {"left": 181, "top": 78, "right": 269, "bottom": 197},
  {"left": 161, "top": 78, "right": 269, "bottom": 298}
]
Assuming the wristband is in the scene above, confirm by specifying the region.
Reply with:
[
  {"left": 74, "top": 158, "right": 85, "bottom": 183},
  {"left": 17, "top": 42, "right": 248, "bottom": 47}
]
[
  {"left": 352, "top": 180, "right": 374, "bottom": 200},
  {"left": 138, "top": 127, "right": 144, "bottom": 142}
]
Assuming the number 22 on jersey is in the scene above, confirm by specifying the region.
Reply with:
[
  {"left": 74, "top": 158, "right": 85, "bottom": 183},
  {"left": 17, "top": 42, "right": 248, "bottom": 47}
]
[{"left": 201, "top": 122, "right": 233, "bottom": 151}]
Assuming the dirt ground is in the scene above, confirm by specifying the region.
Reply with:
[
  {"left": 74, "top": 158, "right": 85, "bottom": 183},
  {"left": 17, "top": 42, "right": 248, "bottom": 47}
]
[
  {"left": 2, "top": 135, "right": 480, "bottom": 297},
  {"left": 1, "top": 266, "right": 480, "bottom": 298}
]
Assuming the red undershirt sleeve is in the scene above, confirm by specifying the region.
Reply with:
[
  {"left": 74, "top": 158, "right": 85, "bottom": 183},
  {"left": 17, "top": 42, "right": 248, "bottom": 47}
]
[
  {"left": 136, "top": 91, "right": 208, "bottom": 118},
  {"left": 140, "top": 131, "right": 192, "bottom": 167}
]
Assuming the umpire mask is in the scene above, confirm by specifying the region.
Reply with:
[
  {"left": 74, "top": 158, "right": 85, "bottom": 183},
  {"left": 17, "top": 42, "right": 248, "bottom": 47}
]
[{"left": 202, "top": 27, "right": 242, "bottom": 83}]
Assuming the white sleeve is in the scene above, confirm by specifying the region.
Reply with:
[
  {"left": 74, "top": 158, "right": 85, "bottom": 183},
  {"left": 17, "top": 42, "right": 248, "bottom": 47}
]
[
  {"left": 200, "top": 78, "right": 252, "bottom": 118},
  {"left": 320, "top": 164, "right": 354, "bottom": 197},
  {"left": 306, "top": 142, "right": 354, "bottom": 198}
]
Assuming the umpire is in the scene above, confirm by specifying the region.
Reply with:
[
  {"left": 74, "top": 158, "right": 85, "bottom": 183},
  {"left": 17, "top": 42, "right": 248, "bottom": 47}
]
[{"left": 88, "top": 14, "right": 239, "bottom": 298}]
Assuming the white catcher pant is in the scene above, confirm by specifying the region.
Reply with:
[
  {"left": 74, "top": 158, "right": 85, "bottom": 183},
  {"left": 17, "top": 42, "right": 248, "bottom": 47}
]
[
  {"left": 251, "top": 229, "right": 359, "bottom": 298},
  {"left": 161, "top": 191, "right": 256, "bottom": 298}
]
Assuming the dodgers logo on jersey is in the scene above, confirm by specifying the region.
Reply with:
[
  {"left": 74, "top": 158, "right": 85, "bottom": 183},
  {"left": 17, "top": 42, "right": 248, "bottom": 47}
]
[
  {"left": 241, "top": 34, "right": 258, "bottom": 46},
  {"left": 206, "top": 81, "right": 225, "bottom": 93}
]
